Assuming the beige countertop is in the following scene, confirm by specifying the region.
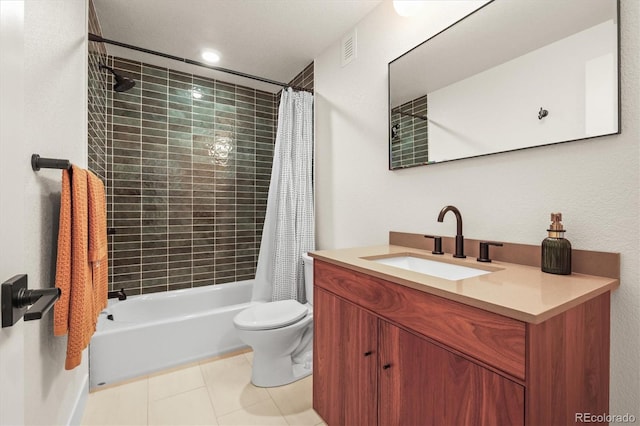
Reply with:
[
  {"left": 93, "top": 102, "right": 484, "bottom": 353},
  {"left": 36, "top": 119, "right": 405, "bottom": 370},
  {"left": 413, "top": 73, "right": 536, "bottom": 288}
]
[{"left": 310, "top": 245, "right": 619, "bottom": 324}]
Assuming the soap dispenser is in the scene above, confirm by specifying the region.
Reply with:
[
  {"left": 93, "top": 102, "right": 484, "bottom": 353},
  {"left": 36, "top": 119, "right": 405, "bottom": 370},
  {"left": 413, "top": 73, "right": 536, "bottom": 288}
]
[{"left": 541, "top": 212, "right": 572, "bottom": 275}]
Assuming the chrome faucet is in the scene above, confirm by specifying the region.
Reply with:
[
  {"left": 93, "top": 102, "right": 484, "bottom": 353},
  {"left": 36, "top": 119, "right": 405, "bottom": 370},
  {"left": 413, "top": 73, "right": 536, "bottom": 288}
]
[{"left": 437, "top": 205, "right": 466, "bottom": 258}]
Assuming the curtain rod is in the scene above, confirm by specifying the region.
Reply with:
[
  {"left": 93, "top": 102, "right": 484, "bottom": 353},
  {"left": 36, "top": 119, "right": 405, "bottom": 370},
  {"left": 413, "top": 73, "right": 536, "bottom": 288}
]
[
  {"left": 393, "top": 110, "right": 428, "bottom": 121},
  {"left": 88, "top": 33, "right": 312, "bottom": 93}
]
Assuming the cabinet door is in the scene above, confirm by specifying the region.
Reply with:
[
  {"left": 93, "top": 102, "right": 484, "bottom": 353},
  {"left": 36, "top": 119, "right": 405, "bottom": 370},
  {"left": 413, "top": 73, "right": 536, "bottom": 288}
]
[
  {"left": 313, "top": 287, "right": 378, "bottom": 426},
  {"left": 379, "top": 321, "right": 525, "bottom": 426}
]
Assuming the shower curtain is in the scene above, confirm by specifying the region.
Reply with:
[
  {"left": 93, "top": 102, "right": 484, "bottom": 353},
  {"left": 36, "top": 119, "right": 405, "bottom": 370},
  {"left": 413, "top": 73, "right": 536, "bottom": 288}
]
[{"left": 253, "top": 88, "right": 315, "bottom": 303}]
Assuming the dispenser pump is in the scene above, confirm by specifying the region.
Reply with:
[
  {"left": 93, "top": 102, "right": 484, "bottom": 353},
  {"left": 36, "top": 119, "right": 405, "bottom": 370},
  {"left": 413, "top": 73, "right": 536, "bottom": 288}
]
[
  {"left": 541, "top": 212, "right": 572, "bottom": 275},
  {"left": 547, "top": 213, "right": 566, "bottom": 238}
]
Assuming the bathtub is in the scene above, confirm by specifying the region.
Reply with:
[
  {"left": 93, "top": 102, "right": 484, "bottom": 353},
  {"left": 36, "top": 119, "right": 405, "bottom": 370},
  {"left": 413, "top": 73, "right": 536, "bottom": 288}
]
[{"left": 89, "top": 280, "right": 254, "bottom": 390}]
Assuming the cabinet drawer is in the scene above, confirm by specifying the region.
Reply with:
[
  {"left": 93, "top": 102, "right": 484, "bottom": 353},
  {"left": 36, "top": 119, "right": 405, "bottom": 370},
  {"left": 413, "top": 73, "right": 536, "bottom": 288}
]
[{"left": 315, "top": 260, "right": 526, "bottom": 380}]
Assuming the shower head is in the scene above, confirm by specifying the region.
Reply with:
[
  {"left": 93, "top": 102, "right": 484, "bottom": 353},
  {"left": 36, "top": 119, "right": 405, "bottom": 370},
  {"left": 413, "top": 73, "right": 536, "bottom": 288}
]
[{"left": 99, "top": 64, "right": 136, "bottom": 92}]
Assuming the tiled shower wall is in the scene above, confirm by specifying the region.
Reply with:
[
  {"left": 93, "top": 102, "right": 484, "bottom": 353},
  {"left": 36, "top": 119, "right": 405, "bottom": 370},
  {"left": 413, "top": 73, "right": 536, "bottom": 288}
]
[
  {"left": 288, "top": 62, "right": 314, "bottom": 92},
  {"left": 88, "top": 0, "right": 314, "bottom": 295},
  {"left": 101, "top": 58, "right": 283, "bottom": 295},
  {"left": 390, "top": 95, "right": 428, "bottom": 169}
]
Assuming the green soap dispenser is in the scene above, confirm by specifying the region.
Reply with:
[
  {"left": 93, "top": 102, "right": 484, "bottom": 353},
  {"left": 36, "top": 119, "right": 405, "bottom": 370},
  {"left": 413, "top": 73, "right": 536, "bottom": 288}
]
[{"left": 541, "top": 213, "right": 572, "bottom": 275}]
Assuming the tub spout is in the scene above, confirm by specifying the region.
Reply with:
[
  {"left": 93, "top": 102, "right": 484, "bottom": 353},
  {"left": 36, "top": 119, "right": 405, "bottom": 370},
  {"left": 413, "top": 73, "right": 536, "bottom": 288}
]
[{"left": 108, "top": 288, "right": 127, "bottom": 301}]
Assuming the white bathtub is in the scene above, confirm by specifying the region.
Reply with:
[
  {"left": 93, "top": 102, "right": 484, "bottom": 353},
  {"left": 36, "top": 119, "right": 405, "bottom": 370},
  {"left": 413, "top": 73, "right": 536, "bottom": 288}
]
[{"left": 89, "top": 280, "right": 254, "bottom": 389}]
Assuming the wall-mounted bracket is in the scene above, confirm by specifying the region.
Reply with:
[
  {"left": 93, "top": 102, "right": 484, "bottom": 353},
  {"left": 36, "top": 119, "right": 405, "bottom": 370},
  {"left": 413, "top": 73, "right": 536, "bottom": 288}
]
[
  {"left": 1, "top": 274, "right": 61, "bottom": 328},
  {"left": 31, "top": 154, "right": 71, "bottom": 171}
]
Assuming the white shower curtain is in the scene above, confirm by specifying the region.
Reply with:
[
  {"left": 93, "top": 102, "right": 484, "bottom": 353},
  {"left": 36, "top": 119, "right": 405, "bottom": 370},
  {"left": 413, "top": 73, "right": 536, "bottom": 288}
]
[{"left": 253, "top": 88, "right": 315, "bottom": 303}]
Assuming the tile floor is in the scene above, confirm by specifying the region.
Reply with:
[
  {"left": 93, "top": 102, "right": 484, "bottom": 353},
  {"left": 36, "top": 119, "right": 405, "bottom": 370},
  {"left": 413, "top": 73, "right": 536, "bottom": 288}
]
[{"left": 81, "top": 351, "right": 325, "bottom": 426}]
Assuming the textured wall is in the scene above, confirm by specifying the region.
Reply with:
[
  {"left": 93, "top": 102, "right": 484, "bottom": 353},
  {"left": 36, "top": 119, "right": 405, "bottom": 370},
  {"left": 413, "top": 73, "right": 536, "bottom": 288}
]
[
  {"left": 0, "top": 0, "right": 89, "bottom": 424},
  {"left": 315, "top": 0, "right": 639, "bottom": 416}
]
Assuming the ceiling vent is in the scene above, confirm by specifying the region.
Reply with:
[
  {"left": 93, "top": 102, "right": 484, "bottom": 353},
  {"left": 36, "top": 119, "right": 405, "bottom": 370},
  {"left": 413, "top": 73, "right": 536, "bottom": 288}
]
[{"left": 341, "top": 29, "right": 357, "bottom": 67}]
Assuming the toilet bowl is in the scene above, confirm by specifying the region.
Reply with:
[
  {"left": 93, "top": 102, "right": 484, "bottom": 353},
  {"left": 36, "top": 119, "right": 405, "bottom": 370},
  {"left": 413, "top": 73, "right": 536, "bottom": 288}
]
[{"left": 233, "top": 252, "right": 314, "bottom": 387}]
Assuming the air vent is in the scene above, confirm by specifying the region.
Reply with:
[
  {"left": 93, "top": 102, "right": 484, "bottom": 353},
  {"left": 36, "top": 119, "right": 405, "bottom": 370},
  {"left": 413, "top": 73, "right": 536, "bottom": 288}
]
[{"left": 341, "top": 29, "right": 357, "bottom": 67}]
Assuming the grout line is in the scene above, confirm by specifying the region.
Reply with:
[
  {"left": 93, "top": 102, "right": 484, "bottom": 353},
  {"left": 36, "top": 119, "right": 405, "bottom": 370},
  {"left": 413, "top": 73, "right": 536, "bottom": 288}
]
[
  {"left": 214, "top": 397, "right": 280, "bottom": 424},
  {"left": 139, "top": 66, "right": 144, "bottom": 298},
  {"left": 149, "top": 383, "right": 208, "bottom": 404},
  {"left": 190, "top": 72, "right": 194, "bottom": 291},
  {"left": 146, "top": 377, "right": 150, "bottom": 425},
  {"left": 266, "top": 389, "right": 290, "bottom": 425},
  {"left": 200, "top": 364, "right": 220, "bottom": 420}
]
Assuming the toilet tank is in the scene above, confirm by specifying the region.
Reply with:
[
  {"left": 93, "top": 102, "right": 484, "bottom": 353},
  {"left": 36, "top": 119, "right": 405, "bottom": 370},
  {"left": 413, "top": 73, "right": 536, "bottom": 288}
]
[{"left": 302, "top": 252, "right": 314, "bottom": 305}]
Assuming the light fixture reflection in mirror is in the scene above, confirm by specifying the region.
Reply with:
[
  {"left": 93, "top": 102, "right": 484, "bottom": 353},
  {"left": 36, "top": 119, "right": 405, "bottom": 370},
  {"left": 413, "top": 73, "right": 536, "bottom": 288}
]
[{"left": 207, "top": 133, "right": 234, "bottom": 166}]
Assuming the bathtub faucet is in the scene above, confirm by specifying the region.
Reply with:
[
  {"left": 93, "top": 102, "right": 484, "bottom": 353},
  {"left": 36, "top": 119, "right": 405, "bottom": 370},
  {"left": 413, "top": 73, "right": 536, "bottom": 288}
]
[{"left": 108, "top": 288, "right": 127, "bottom": 301}]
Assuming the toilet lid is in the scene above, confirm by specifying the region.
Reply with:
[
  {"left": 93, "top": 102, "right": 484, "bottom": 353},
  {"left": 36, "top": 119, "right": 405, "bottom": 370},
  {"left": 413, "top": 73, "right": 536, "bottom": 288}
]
[{"left": 234, "top": 300, "right": 308, "bottom": 331}]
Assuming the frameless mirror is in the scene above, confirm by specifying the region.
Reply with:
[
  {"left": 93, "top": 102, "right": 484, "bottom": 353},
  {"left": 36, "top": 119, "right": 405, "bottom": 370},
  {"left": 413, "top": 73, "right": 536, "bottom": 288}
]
[{"left": 389, "top": 0, "right": 619, "bottom": 169}]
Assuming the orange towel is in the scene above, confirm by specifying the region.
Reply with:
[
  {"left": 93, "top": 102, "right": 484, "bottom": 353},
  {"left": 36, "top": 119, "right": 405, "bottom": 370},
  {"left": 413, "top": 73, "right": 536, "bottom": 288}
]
[
  {"left": 53, "top": 166, "right": 108, "bottom": 370},
  {"left": 87, "top": 170, "right": 108, "bottom": 325},
  {"left": 54, "top": 169, "right": 72, "bottom": 337}
]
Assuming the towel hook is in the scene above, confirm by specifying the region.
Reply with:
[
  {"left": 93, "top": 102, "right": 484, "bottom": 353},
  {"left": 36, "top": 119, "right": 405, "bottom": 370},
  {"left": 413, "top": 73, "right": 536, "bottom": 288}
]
[{"left": 538, "top": 107, "right": 549, "bottom": 120}]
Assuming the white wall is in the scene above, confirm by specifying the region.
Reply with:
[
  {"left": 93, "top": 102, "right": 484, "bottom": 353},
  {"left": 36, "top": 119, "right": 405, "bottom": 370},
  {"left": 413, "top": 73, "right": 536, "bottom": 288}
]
[
  {"left": 1, "top": 2, "right": 27, "bottom": 424},
  {"left": 315, "top": 0, "right": 639, "bottom": 417},
  {"left": 0, "top": 0, "right": 89, "bottom": 424}
]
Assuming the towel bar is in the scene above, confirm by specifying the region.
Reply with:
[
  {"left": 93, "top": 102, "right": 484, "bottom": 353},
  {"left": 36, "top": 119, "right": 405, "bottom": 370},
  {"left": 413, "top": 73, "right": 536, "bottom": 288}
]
[
  {"left": 1, "top": 274, "right": 61, "bottom": 328},
  {"left": 31, "top": 154, "right": 71, "bottom": 171}
]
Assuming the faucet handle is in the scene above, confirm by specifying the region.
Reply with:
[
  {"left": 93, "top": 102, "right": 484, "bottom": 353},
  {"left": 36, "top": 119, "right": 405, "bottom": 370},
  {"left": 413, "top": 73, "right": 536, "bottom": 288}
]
[
  {"left": 424, "top": 235, "right": 444, "bottom": 255},
  {"left": 477, "top": 241, "right": 503, "bottom": 263}
]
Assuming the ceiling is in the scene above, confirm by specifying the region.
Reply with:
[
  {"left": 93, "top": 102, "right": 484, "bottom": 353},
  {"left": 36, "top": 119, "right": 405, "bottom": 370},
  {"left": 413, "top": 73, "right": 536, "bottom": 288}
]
[{"left": 93, "top": 0, "right": 382, "bottom": 92}]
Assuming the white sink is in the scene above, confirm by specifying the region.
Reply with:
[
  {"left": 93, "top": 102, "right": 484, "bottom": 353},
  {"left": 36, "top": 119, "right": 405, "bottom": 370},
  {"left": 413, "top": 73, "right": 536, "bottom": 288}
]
[{"left": 369, "top": 255, "right": 491, "bottom": 281}]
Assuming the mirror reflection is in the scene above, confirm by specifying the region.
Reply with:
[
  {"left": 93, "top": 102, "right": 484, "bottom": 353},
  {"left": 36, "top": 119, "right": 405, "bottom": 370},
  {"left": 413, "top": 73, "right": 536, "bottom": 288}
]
[{"left": 389, "top": 0, "right": 619, "bottom": 170}]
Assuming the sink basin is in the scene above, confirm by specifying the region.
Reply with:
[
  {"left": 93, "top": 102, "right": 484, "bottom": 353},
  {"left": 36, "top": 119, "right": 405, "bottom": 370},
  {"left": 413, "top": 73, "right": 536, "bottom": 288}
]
[{"left": 368, "top": 255, "right": 492, "bottom": 281}]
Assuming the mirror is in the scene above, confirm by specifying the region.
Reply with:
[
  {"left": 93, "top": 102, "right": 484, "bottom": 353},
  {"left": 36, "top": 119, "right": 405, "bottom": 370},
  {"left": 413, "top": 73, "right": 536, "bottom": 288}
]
[{"left": 389, "top": 0, "right": 619, "bottom": 169}]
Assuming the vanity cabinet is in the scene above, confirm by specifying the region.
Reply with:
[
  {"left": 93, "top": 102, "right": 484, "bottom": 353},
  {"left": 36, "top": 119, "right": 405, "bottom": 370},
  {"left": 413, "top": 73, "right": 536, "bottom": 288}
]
[
  {"left": 313, "top": 288, "right": 378, "bottom": 426},
  {"left": 378, "top": 321, "right": 524, "bottom": 425},
  {"left": 313, "top": 259, "right": 611, "bottom": 426}
]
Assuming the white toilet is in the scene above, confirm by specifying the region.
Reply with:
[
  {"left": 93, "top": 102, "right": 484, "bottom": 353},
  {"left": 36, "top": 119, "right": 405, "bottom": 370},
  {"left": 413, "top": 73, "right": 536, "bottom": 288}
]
[{"left": 233, "top": 253, "right": 314, "bottom": 387}]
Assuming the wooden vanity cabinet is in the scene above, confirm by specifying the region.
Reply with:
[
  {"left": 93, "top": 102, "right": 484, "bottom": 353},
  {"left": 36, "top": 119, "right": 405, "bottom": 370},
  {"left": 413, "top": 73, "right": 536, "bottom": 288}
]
[
  {"left": 378, "top": 321, "right": 524, "bottom": 426},
  {"left": 313, "top": 288, "right": 378, "bottom": 426},
  {"left": 313, "top": 260, "right": 610, "bottom": 426},
  {"left": 314, "top": 286, "right": 524, "bottom": 426}
]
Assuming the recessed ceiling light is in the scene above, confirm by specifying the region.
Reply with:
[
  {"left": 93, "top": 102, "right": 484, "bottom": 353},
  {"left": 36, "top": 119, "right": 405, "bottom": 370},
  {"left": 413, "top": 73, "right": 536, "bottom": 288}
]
[{"left": 201, "top": 50, "right": 220, "bottom": 64}]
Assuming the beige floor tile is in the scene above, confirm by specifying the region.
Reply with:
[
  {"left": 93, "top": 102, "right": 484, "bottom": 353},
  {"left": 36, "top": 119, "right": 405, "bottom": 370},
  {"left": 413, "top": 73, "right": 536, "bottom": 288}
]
[
  {"left": 81, "top": 351, "right": 320, "bottom": 426},
  {"left": 148, "top": 364, "right": 206, "bottom": 402},
  {"left": 148, "top": 387, "right": 218, "bottom": 425},
  {"left": 201, "top": 353, "right": 271, "bottom": 417},
  {"left": 81, "top": 379, "right": 148, "bottom": 425},
  {"left": 267, "top": 376, "right": 322, "bottom": 426},
  {"left": 217, "top": 399, "right": 289, "bottom": 426}
]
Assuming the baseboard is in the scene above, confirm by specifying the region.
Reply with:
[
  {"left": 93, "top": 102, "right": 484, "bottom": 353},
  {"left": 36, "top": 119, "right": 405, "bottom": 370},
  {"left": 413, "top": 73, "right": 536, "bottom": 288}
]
[{"left": 67, "top": 373, "right": 89, "bottom": 425}]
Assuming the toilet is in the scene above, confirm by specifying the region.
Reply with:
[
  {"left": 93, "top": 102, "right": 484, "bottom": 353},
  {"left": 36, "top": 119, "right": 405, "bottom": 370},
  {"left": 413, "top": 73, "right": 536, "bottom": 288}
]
[{"left": 233, "top": 252, "right": 314, "bottom": 387}]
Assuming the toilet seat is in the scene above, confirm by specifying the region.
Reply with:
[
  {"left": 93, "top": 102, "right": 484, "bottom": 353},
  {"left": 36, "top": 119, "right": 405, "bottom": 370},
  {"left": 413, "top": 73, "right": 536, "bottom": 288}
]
[{"left": 234, "top": 300, "right": 308, "bottom": 331}]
